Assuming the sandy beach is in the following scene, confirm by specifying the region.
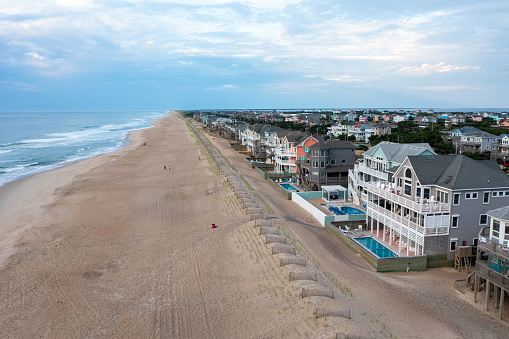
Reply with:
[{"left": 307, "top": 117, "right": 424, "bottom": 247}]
[{"left": 0, "top": 112, "right": 508, "bottom": 338}]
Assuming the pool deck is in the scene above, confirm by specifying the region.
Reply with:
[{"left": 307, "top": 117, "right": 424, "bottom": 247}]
[
  {"left": 345, "top": 229, "right": 417, "bottom": 257},
  {"left": 307, "top": 198, "right": 366, "bottom": 217}
]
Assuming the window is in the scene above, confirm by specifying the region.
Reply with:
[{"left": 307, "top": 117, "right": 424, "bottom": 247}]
[
  {"left": 493, "top": 191, "right": 505, "bottom": 197},
  {"left": 320, "top": 150, "right": 325, "bottom": 157},
  {"left": 320, "top": 161, "right": 325, "bottom": 168},
  {"left": 405, "top": 168, "right": 412, "bottom": 178},
  {"left": 311, "top": 150, "right": 319, "bottom": 157},
  {"left": 483, "top": 192, "right": 490, "bottom": 204},
  {"left": 450, "top": 239, "right": 458, "bottom": 252},
  {"left": 304, "top": 147, "right": 309, "bottom": 152},
  {"left": 331, "top": 160, "right": 336, "bottom": 165},
  {"left": 341, "top": 159, "right": 346, "bottom": 164},
  {"left": 493, "top": 220, "right": 500, "bottom": 239},
  {"left": 453, "top": 193, "right": 461, "bottom": 205},
  {"left": 438, "top": 191, "right": 449, "bottom": 203},
  {"left": 320, "top": 172, "right": 325, "bottom": 178},
  {"left": 312, "top": 161, "right": 318, "bottom": 168},
  {"left": 452, "top": 215, "right": 459, "bottom": 228},
  {"left": 423, "top": 188, "right": 430, "bottom": 199},
  {"left": 417, "top": 187, "right": 421, "bottom": 197},
  {"left": 479, "top": 214, "right": 488, "bottom": 225},
  {"left": 465, "top": 192, "right": 478, "bottom": 199},
  {"left": 404, "top": 184, "right": 411, "bottom": 196},
  {"left": 473, "top": 238, "right": 478, "bottom": 246}
]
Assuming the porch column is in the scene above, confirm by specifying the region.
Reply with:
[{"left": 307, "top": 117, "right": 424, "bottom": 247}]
[
  {"left": 500, "top": 288, "right": 505, "bottom": 320},
  {"left": 376, "top": 219, "right": 380, "bottom": 238},
  {"left": 383, "top": 224, "right": 386, "bottom": 242},
  {"left": 370, "top": 216, "right": 373, "bottom": 234},
  {"left": 495, "top": 286, "right": 499, "bottom": 309},
  {"left": 474, "top": 273, "right": 478, "bottom": 303},
  {"left": 486, "top": 280, "right": 491, "bottom": 311}
]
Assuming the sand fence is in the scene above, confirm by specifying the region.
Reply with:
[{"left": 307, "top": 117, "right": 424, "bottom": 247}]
[
  {"left": 302, "top": 288, "right": 334, "bottom": 299},
  {"left": 185, "top": 119, "right": 268, "bottom": 220},
  {"left": 289, "top": 272, "right": 317, "bottom": 281}
]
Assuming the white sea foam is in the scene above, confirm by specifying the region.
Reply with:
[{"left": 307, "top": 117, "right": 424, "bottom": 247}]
[{"left": 0, "top": 110, "right": 167, "bottom": 186}]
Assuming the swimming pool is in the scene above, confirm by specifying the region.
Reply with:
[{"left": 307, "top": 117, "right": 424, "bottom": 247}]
[
  {"left": 341, "top": 206, "right": 364, "bottom": 215},
  {"left": 280, "top": 183, "right": 298, "bottom": 191},
  {"left": 355, "top": 237, "right": 398, "bottom": 258}
]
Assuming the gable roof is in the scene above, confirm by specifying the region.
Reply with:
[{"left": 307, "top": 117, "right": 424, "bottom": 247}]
[
  {"left": 462, "top": 130, "right": 497, "bottom": 138},
  {"left": 364, "top": 141, "right": 435, "bottom": 164},
  {"left": 452, "top": 126, "right": 480, "bottom": 135},
  {"left": 309, "top": 140, "right": 355, "bottom": 150},
  {"left": 407, "top": 155, "right": 509, "bottom": 190}
]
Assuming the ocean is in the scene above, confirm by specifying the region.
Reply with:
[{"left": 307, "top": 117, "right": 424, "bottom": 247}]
[{"left": 0, "top": 111, "right": 168, "bottom": 186}]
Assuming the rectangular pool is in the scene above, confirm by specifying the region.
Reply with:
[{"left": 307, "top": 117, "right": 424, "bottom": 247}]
[
  {"left": 280, "top": 183, "right": 298, "bottom": 191},
  {"left": 355, "top": 237, "right": 399, "bottom": 258}
]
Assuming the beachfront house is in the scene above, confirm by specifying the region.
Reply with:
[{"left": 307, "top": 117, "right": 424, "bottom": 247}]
[
  {"left": 364, "top": 155, "right": 509, "bottom": 260},
  {"left": 273, "top": 131, "right": 318, "bottom": 173},
  {"left": 348, "top": 142, "right": 436, "bottom": 205},
  {"left": 473, "top": 206, "right": 509, "bottom": 319},
  {"left": 298, "top": 140, "right": 356, "bottom": 191}
]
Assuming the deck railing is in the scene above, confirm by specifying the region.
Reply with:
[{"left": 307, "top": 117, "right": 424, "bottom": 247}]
[
  {"left": 476, "top": 261, "right": 509, "bottom": 290},
  {"left": 367, "top": 202, "right": 449, "bottom": 236},
  {"left": 478, "top": 238, "right": 509, "bottom": 262},
  {"left": 356, "top": 164, "right": 388, "bottom": 181},
  {"left": 366, "top": 183, "right": 450, "bottom": 214}
]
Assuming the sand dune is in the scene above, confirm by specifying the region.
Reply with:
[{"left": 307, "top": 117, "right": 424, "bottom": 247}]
[{"left": 0, "top": 112, "right": 508, "bottom": 338}]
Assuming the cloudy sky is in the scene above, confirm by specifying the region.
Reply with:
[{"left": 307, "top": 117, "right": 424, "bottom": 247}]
[{"left": 1, "top": 0, "right": 508, "bottom": 110}]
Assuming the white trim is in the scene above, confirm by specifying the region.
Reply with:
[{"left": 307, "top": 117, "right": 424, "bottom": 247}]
[
  {"left": 483, "top": 191, "right": 490, "bottom": 204},
  {"left": 451, "top": 215, "right": 460, "bottom": 228},
  {"left": 465, "top": 192, "right": 478, "bottom": 199},
  {"left": 453, "top": 193, "right": 461, "bottom": 206},
  {"left": 450, "top": 238, "right": 458, "bottom": 252},
  {"left": 479, "top": 214, "right": 488, "bottom": 225}
]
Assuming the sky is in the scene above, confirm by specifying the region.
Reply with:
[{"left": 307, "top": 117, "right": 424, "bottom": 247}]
[{"left": 1, "top": 0, "right": 508, "bottom": 111}]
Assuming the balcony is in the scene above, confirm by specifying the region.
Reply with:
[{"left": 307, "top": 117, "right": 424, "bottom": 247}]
[
  {"left": 275, "top": 158, "right": 296, "bottom": 166},
  {"left": 368, "top": 202, "right": 449, "bottom": 236},
  {"left": 366, "top": 183, "right": 451, "bottom": 214},
  {"left": 356, "top": 164, "right": 389, "bottom": 181},
  {"left": 275, "top": 147, "right": 296, "bottom": 158}
]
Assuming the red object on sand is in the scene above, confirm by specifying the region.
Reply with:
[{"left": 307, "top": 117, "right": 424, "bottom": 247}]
[{"left": 211, "top": 224, "right": 216, "bottom": 229}]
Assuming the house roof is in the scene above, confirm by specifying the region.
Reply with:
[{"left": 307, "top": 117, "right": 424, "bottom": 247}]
[
  {"left": 452, "top": 126, "right": 480, "bottom": 135},
  {"left": 407, "top": 155, "right": 509, "bottom": 190},
  {"left": 462, "top": 130, "right": 497, "bottom": 138},
  {"left": 309, "top": 140, "right": 355, "bottom": 150},
  {"left": 364, "top": 141, "right": 435, "bottom": 164},
  {"left": 487, "top": 206, "right": 509, "bottom": 221}
]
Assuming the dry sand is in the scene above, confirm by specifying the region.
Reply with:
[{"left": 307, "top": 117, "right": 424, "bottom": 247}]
[{"left": 0, "top": 111, "right": 508, "bottom": 338}]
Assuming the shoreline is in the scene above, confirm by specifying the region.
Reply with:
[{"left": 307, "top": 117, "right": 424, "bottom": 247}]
[
  {"left": 0, "top": 112, "right": 508, "bottom": 338},
  {"left": 0, "top": 113, "right": 168, "bottom": 267},
  {"left": 0, "top": 112, "right": 167, "bottom": 188}
]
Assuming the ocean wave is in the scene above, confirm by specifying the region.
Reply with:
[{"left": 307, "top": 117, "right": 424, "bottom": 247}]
[{"left": 0, "top": 111, "right": 166, "bottom": 186}]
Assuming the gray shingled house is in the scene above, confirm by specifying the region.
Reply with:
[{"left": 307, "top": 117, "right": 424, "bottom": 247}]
[
  {"left": 299, "top": 140, "right": 356, "bottom": 190},
  {"left": 365, "top": 154, "right": 509, "bottom": 262}
]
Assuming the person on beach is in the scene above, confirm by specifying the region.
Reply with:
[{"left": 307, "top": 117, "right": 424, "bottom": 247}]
[{"left": 164, "top": 165, "right": 166, "bottom": 170}]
